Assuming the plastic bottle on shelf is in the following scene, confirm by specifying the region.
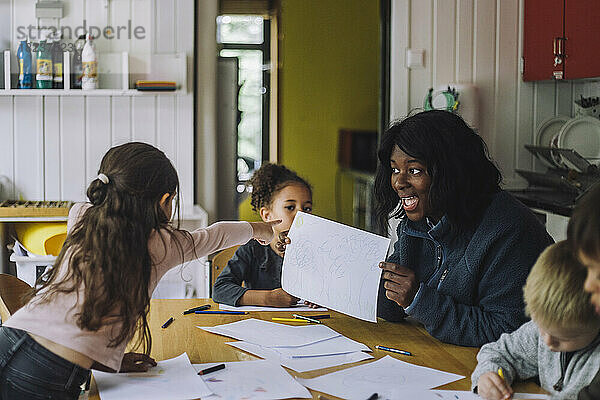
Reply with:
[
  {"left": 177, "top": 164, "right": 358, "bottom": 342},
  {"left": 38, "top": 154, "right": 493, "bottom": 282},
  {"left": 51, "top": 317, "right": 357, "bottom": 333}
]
[
  {"left": 36, "top": 33, "right": 53, "bottom": 89},
  {"left": 52, "top": 34, "right": 63, "bottom": 89},
  {"left": 16, "top": 40, "right": 33, "bottom": 89},
  {"left": 71, "top": 34, "right": 86, "bottom": 89},
  {"left": 81, "top": 34, "right": 97, "bottom": 90}
]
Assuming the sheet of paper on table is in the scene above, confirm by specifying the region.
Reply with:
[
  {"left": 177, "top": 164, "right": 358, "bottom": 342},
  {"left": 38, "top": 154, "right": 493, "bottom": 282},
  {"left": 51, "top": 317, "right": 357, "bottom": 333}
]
[
  {"left": 193, "top": 360, "right": 312, "bottom": 400},
  {"left": 227, "top": 340, "right": 373, "bottom": 373},
  {"left": 387, "top": 391, "right": 548, "bottom": 399},
  {"left": 296, "top": 355, "right": 464, "bottom": 400},
  {"left": 94, "top": 353, "right": 212, "bottom": 400},
  {"left": 218, "top": 301, "right": 327, "bottom": 312},
  {"left": 281, "top": 212, "right": 390, "bottom": 322},
  {"left": 198, "top": 318, "right": 341, "bottom": 347},
  {"left": 272, "top": 335, "right": 370, "bottom": 358}
]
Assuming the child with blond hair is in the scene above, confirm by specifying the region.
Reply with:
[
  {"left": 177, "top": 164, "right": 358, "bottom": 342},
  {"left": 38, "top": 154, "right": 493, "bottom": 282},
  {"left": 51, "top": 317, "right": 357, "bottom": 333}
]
[{"left": 471, "top": 241, "right": 600, "bottom": 400}]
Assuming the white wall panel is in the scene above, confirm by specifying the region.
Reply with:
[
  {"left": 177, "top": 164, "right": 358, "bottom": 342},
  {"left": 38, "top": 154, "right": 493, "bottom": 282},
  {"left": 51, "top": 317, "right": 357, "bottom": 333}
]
[
  {"left": 155, "top": 0, "right": 176, "bottom": 54},
  {"left": 556, "top": 80, "right": 573, "bottom": 116},
  {"left": 12, "top": 0, "right": 35, "bottom": 46},
  {"left": 514, "top": 0, "right": 534, "bottom": 174},
  {"left": 130, "top": 0, "right": 154, "bottom": 82},
  {"left": 175, "top": 0, "right": 195, "bottom": 209},
  {"left": 60, "top": 0, "right": 85, "bottom": 43},
  {"left": 0, "top": 0, "right": 11, "bottom": 50},
  {"left": 84, "top": 0, "right": 109, "bottom": 53},
  {"left": 44, "top": 97, "right": 61, "bottom": 200},
  {"left": 389, "top": 0, "right": 410, "bottom": 121},
  {"left": 455, "top": 0, "right": 473, "bottom": 83},
  {"left": 0, "top": 0, "right": 205, "bottom": 298},
  {"left": 572, "top": 81, "right": 588, "bottom": 116},
  {"left": 493, "top": 0, "right": 519, "bottom": 178},
  {"left": 85, "top": 97, "right": 112, "bottom": 184},
  {"left": 176, "top": 0, "right": 194, "bottom": 95},
  {"left": 194, "top": 0, "right": 218, "bottom": 220},
  {"left": 0, "top": 0, "right": 195, "bottom": 206},
  {"left": 390, "top": 0, "right": 599, "bottom": 187},
  {"left": 472, "top": 0, "right": 496, "bottom": 148},
  {"left": 110, "top": 0, "right": 133, "bottom": 53},
  {"left": 408, "top": 0, "right": 433, "bottom": 110},
  {"left": 13, "top": 97, "right": 43, "bottom": 199},
  {"left": 0, "top": 97, "right": 14, "bottom": 198},
  {"left": 60, "top": 97, "right": 86, "bottom": 201},
  {"left": 132, "top": 96, "right": 156, "bottom": 143},
  {"left": 433, "top": 0, "right": 455, "bottom": 86},
  {"left": 111, "top": 96, "right": 132, "bottom": 145},
  {"left": 157, "top": 95, "right": 176, "bottom": 161},
  {"left": 176, "top": 94, "right": 194, "bottom": 209}
]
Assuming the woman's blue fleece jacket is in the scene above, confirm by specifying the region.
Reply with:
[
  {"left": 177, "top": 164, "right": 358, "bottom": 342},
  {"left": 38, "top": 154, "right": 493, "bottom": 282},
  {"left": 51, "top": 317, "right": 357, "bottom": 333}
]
[{"left": 377, "top": 191, "right": 554, "bottom": 347}]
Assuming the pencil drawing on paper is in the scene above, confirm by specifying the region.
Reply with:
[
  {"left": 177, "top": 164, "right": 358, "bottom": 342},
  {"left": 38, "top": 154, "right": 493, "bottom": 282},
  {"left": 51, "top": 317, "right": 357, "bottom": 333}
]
[
  {"left": 340, "top": 370, "right": 408, "bottom": 387},
  {"left": 282, "top": 212, "right": 390, "bottom": 322}
]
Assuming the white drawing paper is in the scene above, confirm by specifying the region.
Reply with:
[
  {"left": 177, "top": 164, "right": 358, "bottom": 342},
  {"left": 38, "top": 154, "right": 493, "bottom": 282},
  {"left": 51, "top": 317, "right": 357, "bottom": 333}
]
[
  {"left": 281, "top": 212, "right": 391, "bottom": 322},
  {"left": 272, "top": 335, "right": 371, "bottom": 358},
  {"left": 227, "top": 341, "right": 373, "bottom": 373},
  {"left": 296, "top": 355, "right": 464, "bottom": 400},
  {"left": 378, "top": 391, "right": 548, "bottom": 400},
  {"left": 198, "top": 318, "right": 341, "bottom": 348},
  {"left": 94, "top": 353, "right": 212, "bottom": 400},
  {"left": 218, "top": 302, "right": 327, "bottom": 312},
  {"left": 193, "top": 360, "right": 312, "bottom": 399}
]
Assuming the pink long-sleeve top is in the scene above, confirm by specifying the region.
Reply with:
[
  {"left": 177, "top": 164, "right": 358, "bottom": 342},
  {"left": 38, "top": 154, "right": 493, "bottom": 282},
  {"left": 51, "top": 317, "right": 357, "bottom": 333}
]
[{"left": 5, "top": 203, "right": 253, "bottom": 371}]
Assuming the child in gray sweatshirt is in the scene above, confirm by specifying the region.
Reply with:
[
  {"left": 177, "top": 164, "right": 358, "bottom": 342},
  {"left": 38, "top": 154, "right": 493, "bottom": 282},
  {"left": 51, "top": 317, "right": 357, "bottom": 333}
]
[{"left": 471, "top": 241, "right": 600, "bottom": 400}]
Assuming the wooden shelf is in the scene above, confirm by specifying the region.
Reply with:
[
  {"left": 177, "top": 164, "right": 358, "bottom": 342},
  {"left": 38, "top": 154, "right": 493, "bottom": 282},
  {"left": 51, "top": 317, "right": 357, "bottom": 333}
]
[
  {"left": 0, "top": 89, "right": 183, "bottom": 96},
  {"left": 3, "top": 50, "right": 186, "bottom": 96},
  {"left": 0, "top": 201, "right": 71, "bottom": 218}
]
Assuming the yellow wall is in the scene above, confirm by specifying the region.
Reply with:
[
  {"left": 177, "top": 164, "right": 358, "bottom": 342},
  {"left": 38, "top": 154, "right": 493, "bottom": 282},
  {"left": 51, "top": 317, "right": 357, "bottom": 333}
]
[{"left": 240, "top": 0, "right": 380, "bottom": 224}]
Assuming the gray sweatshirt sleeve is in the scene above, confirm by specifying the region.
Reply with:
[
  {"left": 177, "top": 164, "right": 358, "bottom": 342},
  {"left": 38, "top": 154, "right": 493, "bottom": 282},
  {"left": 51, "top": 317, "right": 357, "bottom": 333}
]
[{"left": 471, "top": 320, "right": 540, "bottom": 392}]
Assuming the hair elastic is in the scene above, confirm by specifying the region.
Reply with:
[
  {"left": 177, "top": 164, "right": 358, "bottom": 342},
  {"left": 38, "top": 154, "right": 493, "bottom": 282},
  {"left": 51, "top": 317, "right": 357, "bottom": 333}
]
[{"left": 97, "top": 173, "right": 110, "bottom": 184}]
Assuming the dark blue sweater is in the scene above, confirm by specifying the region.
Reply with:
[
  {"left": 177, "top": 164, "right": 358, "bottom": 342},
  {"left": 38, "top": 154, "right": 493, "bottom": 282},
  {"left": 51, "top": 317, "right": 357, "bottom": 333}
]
[
  {"left": 212, "top": 240, "right": 283, "bottom": 306},
  {"left": 377, "top": 191, "right": 553, "bottom": 347}
]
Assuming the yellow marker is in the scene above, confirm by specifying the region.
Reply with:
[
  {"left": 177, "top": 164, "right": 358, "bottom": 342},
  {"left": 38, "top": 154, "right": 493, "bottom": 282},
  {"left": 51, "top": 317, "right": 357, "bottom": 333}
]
[
  {"left": 498, "top": 367, "right": 505, "bottom": 380},
  {"left": 272, "top": 317, "right": 312, "bottom": 323}
]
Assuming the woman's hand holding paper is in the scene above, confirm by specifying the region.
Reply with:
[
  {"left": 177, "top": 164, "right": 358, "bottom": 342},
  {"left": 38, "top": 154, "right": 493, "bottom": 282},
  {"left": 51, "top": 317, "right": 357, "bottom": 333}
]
[{"left": 379, "top": 262, "right": 419, "bottom": 308}]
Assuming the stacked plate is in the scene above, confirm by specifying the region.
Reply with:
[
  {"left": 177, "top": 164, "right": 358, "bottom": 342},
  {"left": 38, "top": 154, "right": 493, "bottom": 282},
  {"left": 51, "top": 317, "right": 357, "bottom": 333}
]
[
  {"left": 536, "top": 115, "right": 600, "bottom": 167},
  {"left": 535, "top": 116, "right": 569, "bottom": 167}
]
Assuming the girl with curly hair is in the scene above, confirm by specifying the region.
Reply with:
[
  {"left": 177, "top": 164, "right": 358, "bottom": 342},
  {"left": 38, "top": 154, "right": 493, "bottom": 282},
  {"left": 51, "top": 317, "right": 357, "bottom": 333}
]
[{"left": 212, "top": 162, "right": 314, "bottom": 307}]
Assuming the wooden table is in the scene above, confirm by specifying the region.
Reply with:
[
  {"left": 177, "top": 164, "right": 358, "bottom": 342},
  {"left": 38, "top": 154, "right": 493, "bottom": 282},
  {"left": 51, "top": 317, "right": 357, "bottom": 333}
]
[{"left": 90, "top": 299, "right": 544, "bottom": 399}]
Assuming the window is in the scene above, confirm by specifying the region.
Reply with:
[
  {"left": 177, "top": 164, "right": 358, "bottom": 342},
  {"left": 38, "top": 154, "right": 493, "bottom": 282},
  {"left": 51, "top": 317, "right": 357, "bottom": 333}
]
[{"left": 217, "top": 15, "right": 271, "bottom": 183}]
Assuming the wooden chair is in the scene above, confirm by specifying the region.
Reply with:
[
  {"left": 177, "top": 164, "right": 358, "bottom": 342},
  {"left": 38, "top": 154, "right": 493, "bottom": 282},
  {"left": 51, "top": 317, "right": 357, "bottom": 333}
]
[
  {"left": 0, "top": 273, "right": 32, "bottom": 323},
  {"left": 210, "top": 245, "right": 241, "bottom": 293}
]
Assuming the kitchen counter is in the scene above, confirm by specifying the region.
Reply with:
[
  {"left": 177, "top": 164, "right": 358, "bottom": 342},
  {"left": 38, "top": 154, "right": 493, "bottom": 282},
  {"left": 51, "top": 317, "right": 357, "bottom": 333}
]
[{"left": 508, "top": 189, "right": 575, "bottom": 217}]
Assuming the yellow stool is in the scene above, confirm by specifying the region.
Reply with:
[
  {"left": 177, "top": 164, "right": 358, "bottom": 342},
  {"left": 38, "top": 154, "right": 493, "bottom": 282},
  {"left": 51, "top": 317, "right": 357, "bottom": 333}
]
[{"left": 15, "top": 222, "right": 67, "bottom": 256}]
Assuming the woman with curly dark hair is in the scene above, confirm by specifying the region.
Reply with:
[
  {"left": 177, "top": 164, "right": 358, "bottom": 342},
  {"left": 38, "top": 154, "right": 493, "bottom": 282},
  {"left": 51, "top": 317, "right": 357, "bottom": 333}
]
[
  {"left": 212, "top": 163, "right": 315, "bottom": 307},
  {"left": 375, "top": 110, "right": 553, "bottom": 347}
]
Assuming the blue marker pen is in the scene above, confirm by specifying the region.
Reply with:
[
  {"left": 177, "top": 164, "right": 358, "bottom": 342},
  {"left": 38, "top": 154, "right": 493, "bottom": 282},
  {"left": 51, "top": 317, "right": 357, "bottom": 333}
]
[
  {"left": 375, "top": 345, "right": 412, "bottom": 356},
  {"left": 161, "top": 316, "right": 174, "bottom": 328}
]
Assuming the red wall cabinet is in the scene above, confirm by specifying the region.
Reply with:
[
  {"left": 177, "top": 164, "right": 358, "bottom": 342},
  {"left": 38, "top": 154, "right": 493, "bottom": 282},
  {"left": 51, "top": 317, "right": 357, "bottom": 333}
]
[{"left": 523, "top": 0, "right": 600, "bottom": 81}]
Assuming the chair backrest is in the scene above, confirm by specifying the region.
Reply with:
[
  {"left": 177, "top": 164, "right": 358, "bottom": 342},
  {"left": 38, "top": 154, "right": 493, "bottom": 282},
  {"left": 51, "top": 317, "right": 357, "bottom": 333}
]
[
  {"left": 210, "top": 245, "right": 241, "bottom": 291},
  {"left": 0, "top": 273, "right": 32, "bottom": 322}
]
